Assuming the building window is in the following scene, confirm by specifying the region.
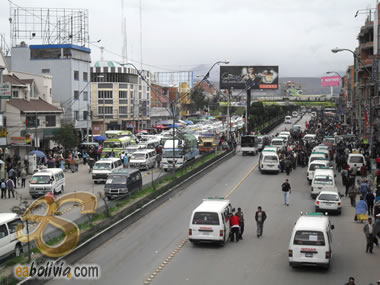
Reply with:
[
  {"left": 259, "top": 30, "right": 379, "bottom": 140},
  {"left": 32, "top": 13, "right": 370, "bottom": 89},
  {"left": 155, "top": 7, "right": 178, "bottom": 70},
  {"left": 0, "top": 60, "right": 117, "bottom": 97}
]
[
  {"left": 46, "top": 115, "right": 56, "bottom": 127},
  {"left": 98, "top": 90, "right": 113, "bottom": 99},
  {"left": 119, "top": 106, "right": 128, "bottom": 114},
  {"left": 130, "top": 84, "right": 134, "bottom": 89},
  {"left": 83, "top": 72, "right": 88, "bottom": 82},
  {"left": 12, "top": 90, "right": 19, "bottom": 98},
  {"left": 139, "top": 85, "right": 142, "bottom": 90},
  {"left": 42, "top": 69, "right": 50, "bottom": 74},
  {"left": 74, "top": 70, "right": 79, "bottom": 80},
  {"left": 147, "top": 86, "right": 150, "bottom": 91},
  {"left": 139, "top": 93, "right": 142, "bottom": 100},
  {"left": 83, "top": 111, "right": 88, "bottom": 120},
  {"left": 83, "top": 91, "right": 88, "bottom": 101},
  {"left": 74, "top": 90, "right": 79, "bottom": 100},
  {"left": 119, "top": 91, "right": 128, "bottom": 99},
  {"left": 74, "top": 111, "right": 79, "bottom": 120},
  {"left": 98, "top": 106, "right": 113, "bottom": 115},
  {"left": 26, "top": 115, "right": 39, "bottom": 128},
  {"left": 130, "top": 90, "right": 134, "bottom": 99}
]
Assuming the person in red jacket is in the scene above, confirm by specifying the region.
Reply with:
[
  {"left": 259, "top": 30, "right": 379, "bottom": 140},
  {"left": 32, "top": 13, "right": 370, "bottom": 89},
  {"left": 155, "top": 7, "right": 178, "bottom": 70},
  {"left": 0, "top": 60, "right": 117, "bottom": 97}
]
[{"left": 229, "top": 212, "right": 240, "bottom": 242}]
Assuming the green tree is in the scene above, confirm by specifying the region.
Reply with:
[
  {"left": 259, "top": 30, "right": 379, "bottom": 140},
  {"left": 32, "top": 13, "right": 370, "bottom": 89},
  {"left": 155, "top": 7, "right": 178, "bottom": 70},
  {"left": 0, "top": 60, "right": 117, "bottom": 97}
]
[
  {"left": 189, "top": 85, "right": 208, "bottom": 112},
  {"left": 52, "top": 124, "right": 80, "bottom": 150}
]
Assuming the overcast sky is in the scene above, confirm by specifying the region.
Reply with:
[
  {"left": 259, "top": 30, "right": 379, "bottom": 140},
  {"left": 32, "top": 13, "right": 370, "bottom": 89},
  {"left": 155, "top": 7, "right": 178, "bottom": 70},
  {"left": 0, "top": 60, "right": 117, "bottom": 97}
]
[{"left": 0, "top": 0, "right": 377, "bottom": 77}]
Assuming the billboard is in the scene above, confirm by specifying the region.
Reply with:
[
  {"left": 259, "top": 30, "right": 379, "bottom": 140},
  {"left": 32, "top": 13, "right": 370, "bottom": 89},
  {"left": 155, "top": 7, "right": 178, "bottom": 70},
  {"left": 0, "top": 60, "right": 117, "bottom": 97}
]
[
  {"left": 321, "top": 76, "right": 340, "bottom": 87},
  {"left": 220, "top": 66, "right": 279, "bottom": 90}
]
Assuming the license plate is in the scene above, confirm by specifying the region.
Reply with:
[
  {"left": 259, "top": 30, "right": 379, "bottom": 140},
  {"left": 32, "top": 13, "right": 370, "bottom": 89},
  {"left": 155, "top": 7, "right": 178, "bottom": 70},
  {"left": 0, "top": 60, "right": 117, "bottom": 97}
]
[
  {"left": 305, "top": 253, "right": 313, "bottom": 257},
  {"left": 267, "top": 165, "right": 274, "bottom": 167},
  {"left": 202, "top": 232, "right": 209, "bottom": 236}
]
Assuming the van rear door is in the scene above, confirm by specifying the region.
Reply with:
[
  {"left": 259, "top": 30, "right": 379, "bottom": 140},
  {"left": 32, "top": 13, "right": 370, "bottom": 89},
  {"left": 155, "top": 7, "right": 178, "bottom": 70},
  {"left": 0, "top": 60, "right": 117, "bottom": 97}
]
[
  {"left": 190, "top": 211, "right": 222, "bottom": 241},
  {"left": 292, "top": 230, "right": 328, "bottom": 263}
]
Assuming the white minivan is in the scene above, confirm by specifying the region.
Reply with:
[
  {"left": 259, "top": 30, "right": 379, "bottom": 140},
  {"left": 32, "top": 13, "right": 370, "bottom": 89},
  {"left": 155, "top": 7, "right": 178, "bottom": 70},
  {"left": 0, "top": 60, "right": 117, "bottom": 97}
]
[
  {"left": 129, "top": 149, "right": 157, "bottom": 170},
  {"left": 92, "top": 158, "right": 123, "bottom": 183},
  {"left": 259, "top": 150, "right": 280, "bottom": 174},
  {"left": 271, "top": 138, "right": 286, "bottom": 151},
  {"left": 311, "top": 168, "right": 338, "bottom": 198},
  {"left": 0, "top": 213, "right": 24, "bottom": 259},
  {"left": 285, "top": 116, "right": 292, "bottom": 124},
  {"left": 307, "top": 160, "right": 330, "bottom": 184},
  {"left": 347, "top": 153, "right": 365, "bottom": 174},
  {"left": 189, "top": 198, "right": 233, "bottom": 246},
  {"left": 29, "top": 168, "right": 65, "bottom": 198},
  {"left": 288, "top": 213, "right": 334, "bottom": 269}
]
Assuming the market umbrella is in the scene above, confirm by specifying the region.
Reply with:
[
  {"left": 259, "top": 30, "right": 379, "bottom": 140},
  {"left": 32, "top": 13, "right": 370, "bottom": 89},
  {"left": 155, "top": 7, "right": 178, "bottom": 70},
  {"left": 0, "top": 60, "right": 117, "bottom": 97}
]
[
  {"left": 29, "top": 150, "right": 46, "bottom": 158},
  {"left": 153, "top": 124, "right": 168, "bottom": 129},
  {"left": 93, "top": 135, "right": 106, "bottom": 142},
  {"left": 184, "top": 120, "right": 194, "bottom": 125}
]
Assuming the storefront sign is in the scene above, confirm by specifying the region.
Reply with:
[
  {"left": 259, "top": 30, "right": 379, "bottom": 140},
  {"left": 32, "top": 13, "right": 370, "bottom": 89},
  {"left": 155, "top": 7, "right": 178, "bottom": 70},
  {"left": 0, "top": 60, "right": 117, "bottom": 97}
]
[{"left": 0, "top": 83, "right": 11, "bottom": 99}]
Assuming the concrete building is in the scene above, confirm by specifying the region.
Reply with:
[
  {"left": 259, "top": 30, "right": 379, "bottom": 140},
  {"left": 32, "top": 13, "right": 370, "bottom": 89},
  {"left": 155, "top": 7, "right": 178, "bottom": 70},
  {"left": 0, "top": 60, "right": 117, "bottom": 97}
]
[
  {"left": 0, "top": 50, "right": 63, "bottom": 158},
  {"left": 8, "top": 42, "right": 91, "bottom": 137},
  {"left": 90, "top": 61, "right": 151, "bottom": 134}
]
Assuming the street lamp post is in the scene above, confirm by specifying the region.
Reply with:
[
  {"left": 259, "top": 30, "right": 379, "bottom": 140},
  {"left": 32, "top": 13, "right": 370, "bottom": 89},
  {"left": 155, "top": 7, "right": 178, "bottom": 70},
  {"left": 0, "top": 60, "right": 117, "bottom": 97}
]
[{"left": 332, "top": 47, "right": 377, "bottom": 147}]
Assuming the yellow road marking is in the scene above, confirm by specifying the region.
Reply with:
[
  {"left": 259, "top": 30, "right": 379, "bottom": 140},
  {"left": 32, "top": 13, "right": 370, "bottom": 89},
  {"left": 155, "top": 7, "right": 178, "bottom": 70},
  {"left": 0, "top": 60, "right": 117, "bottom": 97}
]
[
  {"left": 224, "top": 162, "right": 258, "bottom": 199},
  {"left": 143, "top": 160, "right": 259, "bottom": 283}
]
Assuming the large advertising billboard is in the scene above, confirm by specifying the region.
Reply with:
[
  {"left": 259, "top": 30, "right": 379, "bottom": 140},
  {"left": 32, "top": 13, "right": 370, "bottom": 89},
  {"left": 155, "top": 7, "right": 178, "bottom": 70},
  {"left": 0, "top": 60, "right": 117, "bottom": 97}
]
[
  {"left": 321, "top": 76, "right": 340, "bottom": 87},
  {"left": 220, "top": 66, "right": 279, "bottom": 90}
]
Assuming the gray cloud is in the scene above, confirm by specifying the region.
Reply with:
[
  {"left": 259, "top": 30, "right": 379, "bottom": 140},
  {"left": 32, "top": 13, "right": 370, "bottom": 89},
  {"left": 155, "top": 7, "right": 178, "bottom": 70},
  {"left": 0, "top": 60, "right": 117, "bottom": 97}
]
[{"left": 0, "top": 0, "right": 376, "bottom": 77}]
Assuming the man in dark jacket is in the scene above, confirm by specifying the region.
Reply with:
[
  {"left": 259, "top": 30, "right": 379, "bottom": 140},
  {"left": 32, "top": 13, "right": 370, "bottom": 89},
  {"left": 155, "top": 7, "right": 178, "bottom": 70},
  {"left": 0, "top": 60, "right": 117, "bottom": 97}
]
[
  {"left": 255, "top": 206, "right": 267, "bottom": 238},
  {"left": 281, "top": 179, "right": 291, "bottom": 206},
  {"left": 236, "top": 208, "right": 244, "bottom": 240}
]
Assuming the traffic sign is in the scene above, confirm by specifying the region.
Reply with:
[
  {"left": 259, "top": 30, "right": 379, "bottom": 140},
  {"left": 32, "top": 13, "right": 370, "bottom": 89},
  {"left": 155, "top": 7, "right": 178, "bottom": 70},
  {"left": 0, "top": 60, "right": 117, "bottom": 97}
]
[{"left": 0, "top": 83, "right": 11, "bottom": 99}]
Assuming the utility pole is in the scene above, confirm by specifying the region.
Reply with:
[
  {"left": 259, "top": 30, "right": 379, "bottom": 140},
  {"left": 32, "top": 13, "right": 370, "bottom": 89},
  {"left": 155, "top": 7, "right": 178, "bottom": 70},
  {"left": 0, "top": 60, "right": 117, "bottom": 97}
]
[{"left": 171, "top": 98, "right": 176, "bottom": 174}]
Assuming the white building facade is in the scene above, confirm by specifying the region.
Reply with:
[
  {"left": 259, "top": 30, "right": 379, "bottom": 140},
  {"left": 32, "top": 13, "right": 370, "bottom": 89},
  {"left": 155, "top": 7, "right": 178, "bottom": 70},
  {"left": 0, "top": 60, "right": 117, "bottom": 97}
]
[{"left": 9, "top": 42, "right": 91, "bottom": 137}]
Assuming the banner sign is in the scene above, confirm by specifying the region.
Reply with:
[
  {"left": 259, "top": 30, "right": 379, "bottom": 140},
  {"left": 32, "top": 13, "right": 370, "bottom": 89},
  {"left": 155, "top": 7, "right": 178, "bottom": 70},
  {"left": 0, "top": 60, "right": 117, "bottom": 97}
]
[
  {"left": 321, "top": 76, "right": 340, "bottom": 87},
  {"left": 220, "top": 66, "right": 279, "bottom": 90},
  {"left": 0, "top": 83, "right": 11, "bottom": 99}
]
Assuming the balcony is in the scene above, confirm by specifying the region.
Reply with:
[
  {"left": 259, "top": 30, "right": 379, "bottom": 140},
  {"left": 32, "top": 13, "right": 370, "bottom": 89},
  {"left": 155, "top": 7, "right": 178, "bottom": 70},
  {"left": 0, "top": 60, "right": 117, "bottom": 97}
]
[{"left": 360, "top": 41, "right": 373, "bottom": 50}]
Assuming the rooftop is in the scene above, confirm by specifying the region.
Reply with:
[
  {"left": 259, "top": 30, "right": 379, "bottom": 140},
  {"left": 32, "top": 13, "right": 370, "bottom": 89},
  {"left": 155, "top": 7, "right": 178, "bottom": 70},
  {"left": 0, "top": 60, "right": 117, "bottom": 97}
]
[{"left": 7, "top": 98, "right": 62, "bottom": 113}]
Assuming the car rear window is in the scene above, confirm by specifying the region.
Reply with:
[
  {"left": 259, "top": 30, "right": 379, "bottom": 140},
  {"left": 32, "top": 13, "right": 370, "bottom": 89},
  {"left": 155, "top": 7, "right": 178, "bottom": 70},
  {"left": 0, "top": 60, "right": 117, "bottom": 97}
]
[
  {"left": 318, "top": 193, "right": 339, "bottom": 201},
  {"left": 314, "top": 175, "right": 333, "bottom": 185},
  {"left": 309, "top": 164, "right": 325, "bottom": 171},
  {"left": 349, "top": 156, "right": 364, "bottom": 163},
  {"left": 192, "top": 212, "right": 220, "bottom": 225},
  {"left": 294, "top": 231, "right": 325, "bottom": 246},
  {"left": 264, "top": 155, "right": 278, "bottom": 162}
]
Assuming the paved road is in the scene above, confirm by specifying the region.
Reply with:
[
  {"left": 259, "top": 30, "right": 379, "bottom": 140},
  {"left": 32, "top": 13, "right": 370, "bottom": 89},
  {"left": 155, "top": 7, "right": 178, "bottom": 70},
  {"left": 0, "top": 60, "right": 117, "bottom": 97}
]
[{"left": 45, "top": 115, "right": 380, "bottom": 285}]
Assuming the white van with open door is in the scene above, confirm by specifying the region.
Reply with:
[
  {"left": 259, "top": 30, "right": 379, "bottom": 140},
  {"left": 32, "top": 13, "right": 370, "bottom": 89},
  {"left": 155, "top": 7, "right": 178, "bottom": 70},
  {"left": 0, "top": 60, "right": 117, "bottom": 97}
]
[
  {"left": 289, "top": 212, "right": 334, "bottom": 269},
  {"left": 189, "top": 198, "right": 233, "bottom": 246},
  {"left": 29, "top": 168, "right": 65, "bottom": 198}
]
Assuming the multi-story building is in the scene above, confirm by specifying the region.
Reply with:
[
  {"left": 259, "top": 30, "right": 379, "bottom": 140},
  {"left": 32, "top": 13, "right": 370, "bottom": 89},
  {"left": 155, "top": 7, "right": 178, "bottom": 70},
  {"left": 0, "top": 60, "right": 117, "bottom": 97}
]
[
  {"left": 0, "top": 50, "right": 63, "bottom": 157},
  {"left": 8, "top": 42, "right": 91, "bottom": 137},
  {"left": 357, "top": 16, "right": 374, "bottom": 137},
  {"left": 90, "top": 61, "right": 151, "bottom": 134}
]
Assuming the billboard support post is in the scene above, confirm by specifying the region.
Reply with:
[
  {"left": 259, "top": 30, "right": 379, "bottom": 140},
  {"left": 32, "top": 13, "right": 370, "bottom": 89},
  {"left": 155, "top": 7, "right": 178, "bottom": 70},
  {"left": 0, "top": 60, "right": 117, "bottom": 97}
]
[{"left": 246, "top": 88, "right": 251, "bottom": 134}]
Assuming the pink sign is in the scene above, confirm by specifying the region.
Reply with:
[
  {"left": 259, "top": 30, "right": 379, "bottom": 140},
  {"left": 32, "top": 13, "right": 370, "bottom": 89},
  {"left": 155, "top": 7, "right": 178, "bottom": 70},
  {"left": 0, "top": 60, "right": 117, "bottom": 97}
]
[{"left": 321, "top": 76, "right": 340, "bottom": 87}]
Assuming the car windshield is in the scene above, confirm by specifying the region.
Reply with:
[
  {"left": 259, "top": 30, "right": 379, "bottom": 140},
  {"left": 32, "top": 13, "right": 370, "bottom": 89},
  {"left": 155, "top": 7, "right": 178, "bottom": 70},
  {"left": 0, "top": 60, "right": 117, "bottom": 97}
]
[
  {"left": 103, "top": 141, "right": 122, "bottom": 148},
  {"left": 294, "top": 231, "right": 325, "bottom": 246},
  {"left": 264, "top": 155, "right": 278, "bottom": 162},
  {"left": 163, "top": 150, "right": 182, "bottom": 158},
  {"left": 310, "top": 157, "right": 325, "bottom": 163},
  {"left": 318, "top": 193, "right": 339, "bottom": 201},
  {"left": 192, "top": 212, "right": 219, "bottom": 225},
  {"left": 93, "top": 163, "right": 111, "bottom": 170},
  {"left": 271, "top": 140, "right": 283, "bottom": 146},
  {"left": 30, "top": 175, "right": 50, "bottom": 184},
  {"left": 349, "top": 156, "right": 364, "bottom": 163},
  {"left": 132, "top": 153, "right": 146, "bottom": 160},
  {"left": 106, "top": 176, "right": 126, "bottom": 184},
  {"left": 314, "top": 175, "right": 333, "bottom": 185}
]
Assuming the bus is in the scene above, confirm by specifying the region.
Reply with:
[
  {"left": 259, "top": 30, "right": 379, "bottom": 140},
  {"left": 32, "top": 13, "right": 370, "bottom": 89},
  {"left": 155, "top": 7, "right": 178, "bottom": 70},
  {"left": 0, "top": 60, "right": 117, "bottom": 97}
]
[
  {"left": 105, "top": 130, "right": 133, "bottom": 139},
  {"left": 101, "top": 136, "right": 136, "bottom": 158}
]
